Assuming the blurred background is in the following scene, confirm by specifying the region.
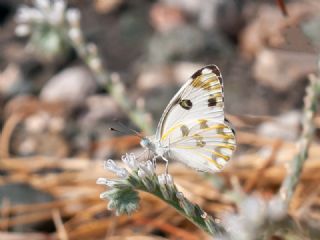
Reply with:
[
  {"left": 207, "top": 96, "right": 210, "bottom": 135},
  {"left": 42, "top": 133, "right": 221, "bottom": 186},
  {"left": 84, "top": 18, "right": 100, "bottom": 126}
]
[{"left": 1, "top": 0, "right": 320, "bottom": 239}]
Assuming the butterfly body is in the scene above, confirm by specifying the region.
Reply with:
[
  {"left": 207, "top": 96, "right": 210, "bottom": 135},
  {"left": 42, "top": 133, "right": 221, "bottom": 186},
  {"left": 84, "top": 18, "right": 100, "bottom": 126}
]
[
  {"left": 140, "top": 65, "right": 236, "bottom": 173},
  {"left": 140, "top": 137, "right": 169, "bottom": 158}
]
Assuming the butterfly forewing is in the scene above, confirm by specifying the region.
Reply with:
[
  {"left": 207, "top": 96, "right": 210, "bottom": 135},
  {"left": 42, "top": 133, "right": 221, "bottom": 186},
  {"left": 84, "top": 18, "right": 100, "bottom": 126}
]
[
  {"left": 156, "top": 65, "right": 236, "bottom": 172},
  {"left": 156, "top": 65, "right": 225, "bottom": 138}
]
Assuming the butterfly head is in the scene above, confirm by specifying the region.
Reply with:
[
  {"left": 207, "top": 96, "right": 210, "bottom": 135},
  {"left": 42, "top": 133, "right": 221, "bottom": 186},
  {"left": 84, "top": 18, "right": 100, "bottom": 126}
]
[
  {"left": 140, "top": 137, "right": 154, "bottom": 150},
  {"left": 141, "top": 136, "right": 163, "bottom": 154}
]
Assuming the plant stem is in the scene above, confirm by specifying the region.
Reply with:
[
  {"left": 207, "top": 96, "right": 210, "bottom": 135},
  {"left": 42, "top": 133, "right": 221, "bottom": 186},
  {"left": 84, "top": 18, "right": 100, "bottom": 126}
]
[
  {"left": 129, "top": 174, "right": 225, "bottom": 236},
  {"left": 279, "top": 73, "right": 320, "bottom": 208},
  {"left": 67, "top": 28, "right": 153, "bottom": 134}
]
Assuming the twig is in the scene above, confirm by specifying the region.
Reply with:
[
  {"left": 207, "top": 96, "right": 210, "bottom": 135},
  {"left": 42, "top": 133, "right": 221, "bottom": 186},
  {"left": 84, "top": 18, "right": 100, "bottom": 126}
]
[
  {"left": 0, "top": 113, "right": 25, "bottom": 159},
  {"left": 275, "top": 0, "right": 288, "bottom": 17},
  {"left": 244, "top": 140, "right": 282, "bottom": 192},
  {"left": 279, "top": 73, "right": 320, "bottom": 208},
  {"left": 0, "top": 198, "right": 10, "bottom": 231},
  {"left": 52, "top": 209, "right": 69, "bottom": 240},
  {"left": 134, "top": 217, "right": 200, "bottom": 240}
]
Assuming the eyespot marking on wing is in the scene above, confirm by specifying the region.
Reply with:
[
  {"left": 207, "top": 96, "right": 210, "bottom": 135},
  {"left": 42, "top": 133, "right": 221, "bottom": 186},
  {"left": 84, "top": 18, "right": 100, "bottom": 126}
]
[
  {"left": 198, "top": 119, "right": 209, "bottom": 129},
  {"left": 208, "top": 97, "right": 218, "bottom": 107},
  {"left": 193, "top": 134, "right": 206, "bottom": 147},
  {"left": 180, "top": 125, "right": 189, "bottom": 137},
  {"left": 179, "top": 99, "right": 193, "bottom": 110}
]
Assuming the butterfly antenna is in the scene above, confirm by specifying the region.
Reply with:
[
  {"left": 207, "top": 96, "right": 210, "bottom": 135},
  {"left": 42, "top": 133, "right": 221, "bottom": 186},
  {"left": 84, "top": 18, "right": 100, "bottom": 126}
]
[
  {"left": 109, "top": 127, "right": 128, "bottom": 135},
  {"left": 113, "top": 119, "right": 144, "bottom": 139}
]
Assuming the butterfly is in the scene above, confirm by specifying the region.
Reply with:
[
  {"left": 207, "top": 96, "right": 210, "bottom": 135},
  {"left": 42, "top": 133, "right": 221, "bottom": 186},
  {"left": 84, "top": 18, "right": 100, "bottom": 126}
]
[{"left": 140, "top": 65, "right": 236, "bottom": 173}]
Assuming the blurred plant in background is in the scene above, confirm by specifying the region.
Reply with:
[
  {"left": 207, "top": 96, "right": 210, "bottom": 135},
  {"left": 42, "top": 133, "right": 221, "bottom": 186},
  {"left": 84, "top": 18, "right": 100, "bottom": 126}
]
[
  {"left": 15, "top": 0, "right": 70, "bottom": 61},
  {"left": 15, "top": 0, "right": 153, "bottom": 134}
]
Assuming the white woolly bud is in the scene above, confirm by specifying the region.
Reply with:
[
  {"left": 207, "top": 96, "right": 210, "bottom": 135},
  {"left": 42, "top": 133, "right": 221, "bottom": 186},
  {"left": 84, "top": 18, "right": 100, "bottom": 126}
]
[
  {"left": 104, "top": 159, "right": 129, "bottom": 178},
  {"left": 66, "top": 8, "right": 81, "bottom": 27},
  {"left": 68, "top": 27, "right": 82, "bottom": 44},
  {"left": 34, "top": 0, "right": 50, "bottom": 11},
  {"left": 88, "top": 57, "right": 102, "bottom": 73},
  {"left": 96, "top": 178, "right": 118, "bottom": 187},
  {"left": 15, "top": 24, "right": 31, "bottom": 37},
  {"left": 121, "top": 153, "right": 139, "bottom": 170}
]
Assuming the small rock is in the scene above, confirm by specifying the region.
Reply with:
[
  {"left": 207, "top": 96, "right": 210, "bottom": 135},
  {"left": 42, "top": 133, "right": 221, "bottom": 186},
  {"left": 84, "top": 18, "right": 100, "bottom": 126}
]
[
  {"left": 161, "top": 0, "right": 223, "bottom": 30},
  {"left": 0, "top": 183, "right": 54, "bottom": 206},
  {"left": 136, "top": 66, "right": 173, "bottom": 91},
  {"left": 40, "top": 66, "right": 96, "bottom": 104},
  {"left": 13, "top": 112, "right": 69, "bottom": 157},
  {"left": 257, "top": 111, "right": 301, "bottom": 141},
  {"left": 137, "top": 62, "right": 215, "bottom": 91},
  {"left": 150, "top": 3, "right": 186, "bottom": 33},
  {"left": 0, "top": 63, "right": 24, "bottom": 96},
  {"left": 94, "top": 0, "right": 123, "bottom": 13},
  {"left": 147, "top": 24, "right": 205, "bottom": 64},
  {"left": 79, "top": 95, "right": 122, "bottom": 127},
  {"left": 172, "top": 62, "right": 204, "bottom": 84},
  {"left": 302, "top": 15, "right": 320, "bottom": 50},
  {"left": 253, "top": 48, "right": 317, "bottom": 91},
  {"left": 24, "top": 111, "right": 65, "bottom": 134},
  {"left": 240, "top": 3, "right": 315, "bottom": 58},
  {"left": 0, "top": 183, "right": 54, "bottom": 231},
  {"left": 13, "top": 132, "right": 69, "bottom": 157}
]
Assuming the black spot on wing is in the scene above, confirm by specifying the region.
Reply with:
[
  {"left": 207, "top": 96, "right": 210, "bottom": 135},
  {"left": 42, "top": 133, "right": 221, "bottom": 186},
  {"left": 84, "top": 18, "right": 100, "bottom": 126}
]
[
  {"left": 225, "top": 117, "right": 236, "bottom": 136},
  {"left": 191, "top": 69, "right": 204, "bottom": 79},
  {"left": 231, "top": 128, "right": 236, "bottom": 135},
  {"left": 208, "top": 97, "right": 218, "bottom": 107},
  {"left": 205, "top": 65, "right": 223, "bottom": 85},
  {"left": 191, "top": 64, "right": 220, "bottom": 78},
  {"left": 179, "top": 99, "right": 192, "bottom": 110},
  {"left": 205, "top": 65, "right": 221, "bottom": 77}
]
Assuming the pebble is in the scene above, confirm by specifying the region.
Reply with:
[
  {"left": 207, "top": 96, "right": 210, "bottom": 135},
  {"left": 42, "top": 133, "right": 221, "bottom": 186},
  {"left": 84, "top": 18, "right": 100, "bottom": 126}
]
[
  {"left": 257, "top": 111, "right": 301, "bottom": 141},
  {"left": 0, "top": 183, "right": 54, "bottom": 231},
  {"left": 79, "top": 95, "right": 122, "bottom": 127},
  {"left": 253, "top": 48, "right": 316, "bottom": 91},
  {"left": 40, "top": 66, "right": 96, "bottom": 104}
]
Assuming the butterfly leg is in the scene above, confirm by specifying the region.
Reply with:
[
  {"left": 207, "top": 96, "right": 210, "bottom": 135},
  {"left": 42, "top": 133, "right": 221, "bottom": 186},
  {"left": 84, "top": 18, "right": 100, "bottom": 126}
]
[
  {"left": 162, "top": 156, "right": 169, "bottom": 175},
  {"left": 152, "top": 155, "right": 158, "bottom": 169}
]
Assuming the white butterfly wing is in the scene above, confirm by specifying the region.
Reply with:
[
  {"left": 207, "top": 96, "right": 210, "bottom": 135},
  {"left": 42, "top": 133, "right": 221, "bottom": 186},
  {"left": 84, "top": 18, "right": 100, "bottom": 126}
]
[
  {"left": 168, "top": 120, "right": 235, "bottom": 172},
  {"left": 156, "top": 65, "right": 236, "bottom": 172},
  {"left": 156, "top": 65, "right": 225, "bottom": 140}
]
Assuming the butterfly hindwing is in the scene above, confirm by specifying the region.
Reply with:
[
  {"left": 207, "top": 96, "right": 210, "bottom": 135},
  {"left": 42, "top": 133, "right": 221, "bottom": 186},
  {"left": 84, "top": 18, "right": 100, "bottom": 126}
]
[{"left": 170, "top": 120, "right": 235, "bottom": 172}]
